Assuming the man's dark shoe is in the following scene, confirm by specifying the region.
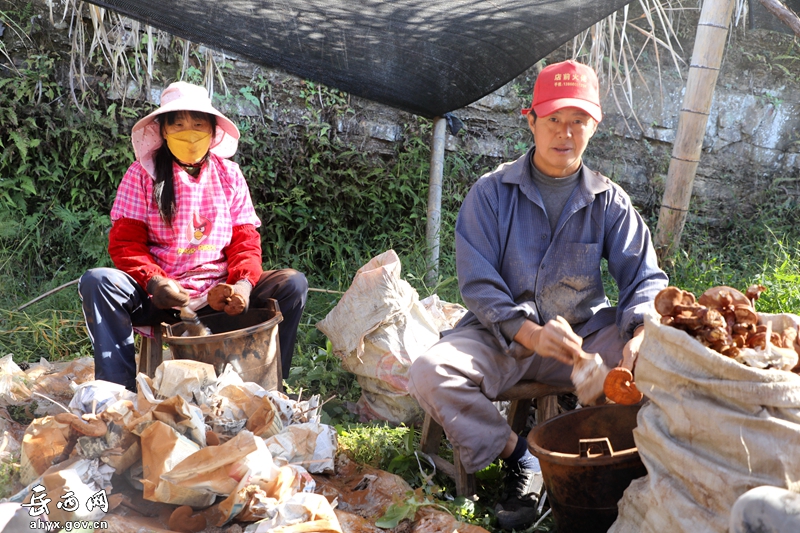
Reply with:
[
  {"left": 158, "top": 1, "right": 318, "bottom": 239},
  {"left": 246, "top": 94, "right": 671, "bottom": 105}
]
[{"left": 495, "top": 462, "right": 544, "bottom": 530}]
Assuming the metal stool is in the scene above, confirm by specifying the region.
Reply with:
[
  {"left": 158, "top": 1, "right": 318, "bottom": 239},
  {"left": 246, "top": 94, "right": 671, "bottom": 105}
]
[{"left": 419, "top": 381, "right": 573, "bottom": 496}]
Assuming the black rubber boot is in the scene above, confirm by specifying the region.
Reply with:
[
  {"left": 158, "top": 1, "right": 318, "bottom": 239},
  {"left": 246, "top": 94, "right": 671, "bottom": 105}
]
[{"left": 495, "top": 462, "right": 544, "bottom": 530}]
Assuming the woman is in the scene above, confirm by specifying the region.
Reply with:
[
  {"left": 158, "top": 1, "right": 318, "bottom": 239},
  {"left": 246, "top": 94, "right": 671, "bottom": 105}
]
[{"left": 79, "top": 81, "right": 307, "bottom": 391}]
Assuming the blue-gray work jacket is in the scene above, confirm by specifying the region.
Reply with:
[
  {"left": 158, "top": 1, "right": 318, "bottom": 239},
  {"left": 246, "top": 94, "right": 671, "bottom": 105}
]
[{"left": 453, "top": 148, "right": 668, "bottom": 355}]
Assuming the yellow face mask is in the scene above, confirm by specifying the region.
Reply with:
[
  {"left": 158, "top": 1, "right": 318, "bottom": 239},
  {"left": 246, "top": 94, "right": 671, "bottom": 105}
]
[{"left": 165, "top": 130, "right": 212, "bottom": 165}]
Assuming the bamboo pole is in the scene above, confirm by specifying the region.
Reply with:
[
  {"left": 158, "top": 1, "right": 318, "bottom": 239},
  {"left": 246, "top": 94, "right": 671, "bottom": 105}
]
[
  {"left": 654, "top": 0, "right": 736, "bottom": 259},
  {"left": 425, "top": 116, "right": 447, "bottom": 287}
]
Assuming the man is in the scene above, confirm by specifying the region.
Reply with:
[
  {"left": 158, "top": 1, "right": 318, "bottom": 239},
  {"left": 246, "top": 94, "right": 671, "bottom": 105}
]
[{"left": 408, "top": 60, "right": 667, "bottom": 530}]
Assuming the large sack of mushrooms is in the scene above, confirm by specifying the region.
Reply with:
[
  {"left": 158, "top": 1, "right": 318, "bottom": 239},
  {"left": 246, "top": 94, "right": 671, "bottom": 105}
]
[{"left": 610, "top": 285, "right": 800, "bottom": 533}]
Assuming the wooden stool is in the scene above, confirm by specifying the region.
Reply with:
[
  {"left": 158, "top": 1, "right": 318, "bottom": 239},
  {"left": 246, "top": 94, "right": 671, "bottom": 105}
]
[
  {"left": 419, "top": 381, "right": 574, "bottom": 496},
  {"left": 136, "top": 325, "right": 164, "bottom": 378}
]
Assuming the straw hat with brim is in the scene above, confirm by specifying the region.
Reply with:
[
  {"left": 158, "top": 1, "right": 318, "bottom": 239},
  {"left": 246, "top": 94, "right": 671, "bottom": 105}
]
[{"left": 131, "top": 81, "right": 240, "bottom": 178}]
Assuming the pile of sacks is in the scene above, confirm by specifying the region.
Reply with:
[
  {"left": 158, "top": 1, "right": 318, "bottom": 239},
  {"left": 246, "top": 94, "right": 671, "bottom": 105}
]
[
  {"left": 0, "top": 354, "right": 338, "bottom": 532},
  {"left": 0, "top": 354, "right": 490, "bottom": 533}
]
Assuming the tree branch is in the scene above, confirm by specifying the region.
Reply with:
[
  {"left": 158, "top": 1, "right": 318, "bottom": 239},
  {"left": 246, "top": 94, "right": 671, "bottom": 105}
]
[{"left": 759, "top": 0, "right": 800, "bottom": 37}]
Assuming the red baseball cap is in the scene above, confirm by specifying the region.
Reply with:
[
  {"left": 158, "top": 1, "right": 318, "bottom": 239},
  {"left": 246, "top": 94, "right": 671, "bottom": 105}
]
[{"left": 521, "top": 60, "right": 602, "bottom": 122}]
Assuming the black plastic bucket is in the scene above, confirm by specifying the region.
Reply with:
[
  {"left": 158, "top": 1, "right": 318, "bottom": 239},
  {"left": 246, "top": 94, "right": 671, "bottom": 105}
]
[
  {"left": 163, "top": 299, "right": 283, "bottom": 391},
  {"left": 527, "top": 403, "right": 646, "bottom": 533}
]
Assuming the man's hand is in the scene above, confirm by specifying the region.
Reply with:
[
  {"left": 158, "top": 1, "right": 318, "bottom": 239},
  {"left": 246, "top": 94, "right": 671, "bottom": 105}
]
[
  {"left": 147, "top": 276, "right": 190, "bottom": 309},
  {"left": 621, "top": 325, "right": 645, "bottom": 371},
  {"left": 515, "top": 315, "right": 583, "bottom": 364},
  {"left": 208, "top": 281, "right": 252, "bottom": 316}
]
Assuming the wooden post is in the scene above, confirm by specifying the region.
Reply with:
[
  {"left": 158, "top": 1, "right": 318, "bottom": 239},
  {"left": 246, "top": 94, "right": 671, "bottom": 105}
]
[
  {"left": 425, "top": 116, "right": 446, "bottom": 287},
  {"left": 654, "top": 0, "right": 736, "bottom": 259}
]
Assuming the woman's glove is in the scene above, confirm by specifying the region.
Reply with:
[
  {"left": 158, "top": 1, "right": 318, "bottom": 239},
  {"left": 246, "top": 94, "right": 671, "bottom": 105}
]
[
  {"left": 208, "top": 280, "right": 252, "bottom": 316},
  {"left": 147, "top": 276, "right": 190, "bottom": 309}
]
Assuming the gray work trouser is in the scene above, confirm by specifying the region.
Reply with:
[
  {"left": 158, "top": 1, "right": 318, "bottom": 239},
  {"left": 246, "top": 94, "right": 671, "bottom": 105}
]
[
  {"left": 407, "top": 322, "right": 627, "bottom": 473},
  {"left": 729, "top": 486, "right": 800, "bottom": 533}
]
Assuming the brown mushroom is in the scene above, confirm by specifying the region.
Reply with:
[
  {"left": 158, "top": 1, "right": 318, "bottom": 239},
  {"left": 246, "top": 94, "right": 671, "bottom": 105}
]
[
  {"left": 603, "top": 367, "right": 644, "bottom": 405},
  {"left": 671, "top": 306, "right": 724, "bottom": 330},
  {"left": 732, "top": 323, "right": 757, "bottom": 337},
  {"left": 698, "top": 326, "right": 730, "bottom": 344},
  {"left": 709, "top": 341, "right": 731, "bottom": 354},
  {"left": 205, "top": 430, "right": 220, "bottom": 446},
  {"left": 681, "top": 290, "right": 697, "bottom": 306},
  {"left": 746, "top": 331, "right": 783, "bottom": 350},
  {"left": 745, "top": 284, "right": 767, "bottom": 309},
  {"left": 719, "top": 345, "right": 740, "bottom": 358},
  {"left": 733, "top": 305, "right": 758, "bottom": 326},
  {"left": 54, "top": 412, "right": 108, "bottom": 437},
  {"left": 52, "top": 413, "right": 108, "bottom": 464},
  {"left": 655, "top": 287, "right": 700, "bottom": 317},
  {"left": 732, "top": 333, "right": 748, "bottom": 348},
  {"left": 698, "top": 286, "right": 750, "bottom": 309},
  {"left": 705, "top": 308, "right": 727, "bottom": 328},
  {"left": 169, "top": 505, "right": 207, "bottom": 533},
  {"left": 654, "top": 286, "right": 684, "bottom": 316},
  {"left": 672, "top": 312, "right": 705, "bottom": 330},
  {"left": 656, "top": 286, "right": 777, "bottom": 361}
]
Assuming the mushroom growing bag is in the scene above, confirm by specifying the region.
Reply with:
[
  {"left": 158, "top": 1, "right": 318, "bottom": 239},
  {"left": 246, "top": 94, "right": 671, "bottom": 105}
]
[
  {"left": 316, "top": 250, "right": 441, "bottom": 424},
  {"left": 610, "top": 312, "right": 800, "bottom": 533}
]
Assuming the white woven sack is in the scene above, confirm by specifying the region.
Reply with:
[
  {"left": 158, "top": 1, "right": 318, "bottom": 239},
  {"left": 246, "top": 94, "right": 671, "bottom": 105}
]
[
  {"left": 610, "top": 311, "right": 800, "bottom": 533},
  {"left": 316, "top": 250, "right": 440, "bottom": 424}
]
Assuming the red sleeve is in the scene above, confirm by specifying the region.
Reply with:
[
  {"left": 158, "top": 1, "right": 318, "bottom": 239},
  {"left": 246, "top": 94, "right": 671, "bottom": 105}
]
[
  {"left": 108, "top": 217, "right": 167, "bottom": 290},
  {"left": 224, "top": 224, "right": 263, "bottom": 286}
]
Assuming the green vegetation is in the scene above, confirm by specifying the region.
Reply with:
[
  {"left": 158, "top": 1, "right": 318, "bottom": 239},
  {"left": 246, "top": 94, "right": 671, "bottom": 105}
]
[{"left": 0, "top": 463, "right": 18, "bottom": 501}]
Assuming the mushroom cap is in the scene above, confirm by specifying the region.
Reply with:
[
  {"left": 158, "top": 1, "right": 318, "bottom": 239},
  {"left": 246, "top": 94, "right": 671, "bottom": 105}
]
[
  {"left": 704, "top": 308, "right": 726, "bottom": 328},
  {"left": 603, "top": 367, "right": 644, "bottom": 405},
  {"left": 224, "top": 293, "right": 247, "bottom": 316},
  {"left": 746, "top": 331, "right": 783, "bottom": 350},
  {"left": 205, "top": 430, "right": 220, "bottom": 446},
  {"left": 54, "top": 413, "right": 108, "bottom": 437},
  {"left": 654, "top": 286, "right": 685, "bottom": 316},
  {"left": 169, "top": 506, "right": 207, "bottom": 533},
  {"left": 698, "top": 286, "right": 750, "bottom": 309},
  {"left": 733, "top": 305, "right": 758, "bottom": 326},
  {"left": 745, "top": 284, "right": 767, "bottom": 302},
  {"left": 732, "top": 333, "right": 748, "bottom": 347},
  {"left": 700, "top": 325, "right": 729, "bottom": 343}
]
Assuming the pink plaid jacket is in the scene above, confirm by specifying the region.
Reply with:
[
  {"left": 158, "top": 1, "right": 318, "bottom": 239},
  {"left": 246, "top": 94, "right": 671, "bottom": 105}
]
[{"left": 110, "top": 155, "right": 261, "bottom": 297}]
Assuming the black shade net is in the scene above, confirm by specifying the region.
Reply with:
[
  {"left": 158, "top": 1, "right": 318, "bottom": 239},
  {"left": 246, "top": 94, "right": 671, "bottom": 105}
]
[{"left": 87, "top": 0, "right": 634, "bottom": 117}]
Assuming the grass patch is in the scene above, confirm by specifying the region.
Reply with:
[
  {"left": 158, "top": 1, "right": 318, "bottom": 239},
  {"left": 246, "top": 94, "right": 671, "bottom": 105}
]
[
  {"left": 337, "top": 423, "right": 502, "bottom": 529},
  {"left": 664, "top": 193, "right": 800, "bottom": 309},
  {"left": 0, "top": 463, "right": 20, "bottom": 499},
  {"left": 0, "top": 308, "right": 91, "bottom": 364}
]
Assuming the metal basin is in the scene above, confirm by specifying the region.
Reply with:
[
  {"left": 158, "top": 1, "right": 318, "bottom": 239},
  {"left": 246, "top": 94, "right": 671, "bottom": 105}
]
[
  {"left": 164, "top": 299, "right": 283, "bottom": 391},
  {"left": 527, "top": 403, "right": 647, "bottom": 533}
]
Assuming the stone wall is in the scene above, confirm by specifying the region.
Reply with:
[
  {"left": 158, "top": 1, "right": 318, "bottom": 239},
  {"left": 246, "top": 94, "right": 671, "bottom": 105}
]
[{"left": 446, "top": 26, "right": 800, "bottom": 221}]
